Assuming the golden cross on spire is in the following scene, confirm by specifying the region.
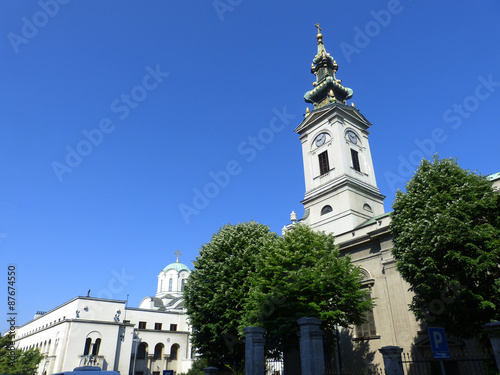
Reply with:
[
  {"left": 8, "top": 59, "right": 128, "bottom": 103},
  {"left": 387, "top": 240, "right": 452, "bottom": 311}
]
[
  {"left": 174, "top": 249, "right": 182, "bottom": 262},
  {"left": 315, "top": 23, "right": 322, "bottom": 34}
]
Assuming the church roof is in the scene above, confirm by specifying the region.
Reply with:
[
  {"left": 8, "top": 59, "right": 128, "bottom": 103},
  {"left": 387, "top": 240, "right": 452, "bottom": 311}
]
[
  {"left": 162, "top": 261, "right": 190, "bottom": 273},
  {"left": 295, "top": 102, "right": 371, "bottom": 135},
  {"left": 487, "top": 171, "right": 500, "bottom": 181},
  {"left": 356, "top": 212, "right": 392, "bottom": 229}
]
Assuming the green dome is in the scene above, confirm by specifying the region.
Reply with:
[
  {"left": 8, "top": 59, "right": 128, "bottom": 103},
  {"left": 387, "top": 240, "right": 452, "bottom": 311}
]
[{"left": 162, "top": 262, "right": 190, "bottom": 273}]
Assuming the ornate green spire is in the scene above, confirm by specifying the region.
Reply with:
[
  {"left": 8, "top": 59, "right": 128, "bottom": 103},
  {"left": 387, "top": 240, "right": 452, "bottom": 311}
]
[{"left": 304, "top": 24, "right": 353, "bottom": 109}]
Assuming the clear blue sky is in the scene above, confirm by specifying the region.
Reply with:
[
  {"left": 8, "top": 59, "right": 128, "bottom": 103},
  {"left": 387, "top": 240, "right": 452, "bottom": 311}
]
[{"left": 1, "top": 0, "right": 499, "bottom": 332}]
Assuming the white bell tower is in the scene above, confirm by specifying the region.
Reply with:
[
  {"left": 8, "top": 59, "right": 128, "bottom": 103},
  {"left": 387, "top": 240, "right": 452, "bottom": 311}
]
[{"left": 296, "top": 26, "right": 385, "bottom": 235}]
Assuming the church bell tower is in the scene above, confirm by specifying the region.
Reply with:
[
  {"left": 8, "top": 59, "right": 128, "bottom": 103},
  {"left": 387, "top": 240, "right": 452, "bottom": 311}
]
[{"left": 295, "top": 25, "right": 385, "bottom": 235}]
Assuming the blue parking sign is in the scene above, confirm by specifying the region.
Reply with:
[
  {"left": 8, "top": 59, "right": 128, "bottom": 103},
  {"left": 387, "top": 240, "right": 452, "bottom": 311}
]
[{"left": 428, "top": 327, "right": 451, "bottom": 359}]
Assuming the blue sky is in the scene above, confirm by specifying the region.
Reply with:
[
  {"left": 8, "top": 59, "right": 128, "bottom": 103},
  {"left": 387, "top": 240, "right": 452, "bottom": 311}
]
[{"left": 1, "top": 0, "right": 499, "bottom": 332}]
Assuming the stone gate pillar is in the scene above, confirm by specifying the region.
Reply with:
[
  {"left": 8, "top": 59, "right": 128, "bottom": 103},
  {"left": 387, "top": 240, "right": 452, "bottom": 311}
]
[
  {"left": 379, "top": 346, "right": 404, "bottom": 375},
  {"left": 297, "top": 317, "right": 325, "bottom": 375},
  {"left": 484, "top": 321, "right": 500, "bottom": 372},
  {"left": 244, "top": 327, "right": 266, "bottom": 375}
]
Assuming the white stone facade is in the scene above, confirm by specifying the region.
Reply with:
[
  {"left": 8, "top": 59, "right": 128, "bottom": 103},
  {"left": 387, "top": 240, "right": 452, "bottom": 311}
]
[{"left": 14, "top": 262, "right": 193, "bottom": 375}]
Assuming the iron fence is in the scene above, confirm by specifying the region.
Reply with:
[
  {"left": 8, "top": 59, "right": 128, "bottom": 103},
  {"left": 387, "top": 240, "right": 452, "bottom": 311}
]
[{"left": 401, "top": 350, "right": 496, "bottom": 375}]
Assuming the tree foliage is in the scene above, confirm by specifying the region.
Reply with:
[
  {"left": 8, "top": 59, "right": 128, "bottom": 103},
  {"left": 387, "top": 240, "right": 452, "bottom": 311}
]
[
  {"left": 391, "top": 156, "right": 500, "bottom": 339},
  {"left": 184, "top": 222, "right": 277, "bottom": 372},
  {"left": 242, "top": 224, "right": 372, "bottom": 353},
  {"left": 185, "top": 221, "right": 373, "bottom": 372},
  {"left": 0, "top": 334, "right": 43, "bottom": 375}
]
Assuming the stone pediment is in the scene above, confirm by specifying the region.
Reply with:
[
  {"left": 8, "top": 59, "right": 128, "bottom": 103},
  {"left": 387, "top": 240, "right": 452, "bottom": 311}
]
[{"left": 295, "top": 103, "right": 371, "bottom": 135}]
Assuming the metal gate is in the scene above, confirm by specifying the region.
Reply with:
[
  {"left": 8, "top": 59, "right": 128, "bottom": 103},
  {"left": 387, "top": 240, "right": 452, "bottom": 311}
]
[{"left": 401, "top": 350, "right": 496, "bottom": 375}]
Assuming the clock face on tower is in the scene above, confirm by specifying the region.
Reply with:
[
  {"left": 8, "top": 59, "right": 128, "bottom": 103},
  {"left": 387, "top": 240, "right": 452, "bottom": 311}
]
[
  {"left": 346, "top": 130, "right": 358, "bottom": 144},
  {"left": 315, "top": 133, "right": 326, "bottom": 147}
]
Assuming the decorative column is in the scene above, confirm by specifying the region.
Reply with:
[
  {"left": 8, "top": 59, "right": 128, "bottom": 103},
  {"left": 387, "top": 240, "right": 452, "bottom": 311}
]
[
  {"left": 244, "top": 327, "right": 266, "bottom": 375},
  {"left": 297, "top": 317, "right": 325, "bottom": 375},
  {"left": 484, "top": 321, "right": 500, "bottom": 372},
  {"left": 379, "top": 346, "right": 404, "bottom": 375}
]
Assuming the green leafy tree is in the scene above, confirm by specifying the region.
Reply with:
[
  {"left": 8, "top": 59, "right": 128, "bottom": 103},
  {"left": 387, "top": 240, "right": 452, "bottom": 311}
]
[
  {"left": 0, "top": 334, "right": 43, "bottom": 375},
  {"left": 242, "top": 224, "right": 373, "bottom": 354},
  {"left": 184, "top": 222, "right": 277, "bottom": 373},
  {"left": 391, "top": 156, "right": 500, "bottom": 339}
]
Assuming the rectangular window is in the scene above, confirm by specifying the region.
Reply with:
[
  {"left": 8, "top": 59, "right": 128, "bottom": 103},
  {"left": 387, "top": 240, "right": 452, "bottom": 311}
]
[
  {"left": 355, "top": 294, "right": 376, "bottom": 338},
  {"left": 351, "top": 149, "right": 361, "bottom": 172},
  {"left": 138, "top": 321, "right": 146, "bottom": 329},
  {"left": 318, "top": 151, "right": 330, "bottom": 175},
  {"left": 154, "top": 323, "right": 162, "bottom": 330},
  {"left": 170, "top": 324, "right": 177, "bottom": 331}
]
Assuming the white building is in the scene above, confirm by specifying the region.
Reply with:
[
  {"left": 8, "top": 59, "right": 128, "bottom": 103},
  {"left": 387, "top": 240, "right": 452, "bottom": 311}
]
[{"left": 14, "top": 258, "right": 193, "bottom": 375}]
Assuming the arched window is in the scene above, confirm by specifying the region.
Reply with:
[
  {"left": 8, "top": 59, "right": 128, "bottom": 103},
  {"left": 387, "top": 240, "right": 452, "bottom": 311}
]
[
  {"left": 168, "top": 278, "right": 173, "bottom": 292},
  {"left": 321, "top": 205, "right": 333, "bottom": 215},
  {"left": 154, "top": 343, "right": 163, "bottom": 360},
  {"left": 170, "top": 344, "right": 179, "bottom": 360},
  {"left": 137, "top": 343, "right": 147, "bottom": 360},
  {"left": 83, "top": 338, "right": 91, "bottom": 355},
  {"left": 355, "top": 268, "right": 377, "bottom": 339},
  {"left": 92, "top": 338, "right": 101, "bottom": 355},
  {"left": 363, "top": 203, "right": 373, "bottom": 213},
  {"left": 181, "top": 279, "right": 186, "bottom": 291}
]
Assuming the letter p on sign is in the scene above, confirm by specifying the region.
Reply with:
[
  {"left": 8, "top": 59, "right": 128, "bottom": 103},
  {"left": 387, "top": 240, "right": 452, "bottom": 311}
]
[{"left": 428, "top": 327, "right": 450, "bottom": 359}]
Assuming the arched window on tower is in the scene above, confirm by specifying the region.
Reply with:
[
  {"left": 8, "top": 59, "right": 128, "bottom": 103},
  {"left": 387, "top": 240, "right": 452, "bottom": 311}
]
[
  {"left": 168, "top": 278, "right": 173, "bottom": 292},
  {"left": 181, "top": 279, "right": 186, "bottom": 291},
  {"left": 321, "top": 205, "right": 333, "bottom": 215}
]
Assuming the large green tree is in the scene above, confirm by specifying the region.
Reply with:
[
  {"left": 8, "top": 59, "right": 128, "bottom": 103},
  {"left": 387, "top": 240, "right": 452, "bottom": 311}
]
[
  {"left": 0, "top": 334, "right": 43, "bottom": 375},
  {"left": 391, "top": 156, "right": 500, "bottom": 339},
  {"left": 184, "top": 221, "right": 277, "bottom": 373},
  {"left": 242, "top": 224, "right": 372, "bottom": 354}
]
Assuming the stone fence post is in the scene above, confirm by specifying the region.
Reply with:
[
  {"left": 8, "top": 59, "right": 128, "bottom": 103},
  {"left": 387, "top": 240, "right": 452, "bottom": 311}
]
[
  {"left": 297, "top": 317, "right": 325, "bottom": 375},
  {"left": 379, "top": 346, "right": 404, "bottom": 375},
  {"left": 244, "top": 327, "right": 266, "bottom": 375},
  {"left": 484, "top": 321, "right": 500, "bottom": 372}
]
